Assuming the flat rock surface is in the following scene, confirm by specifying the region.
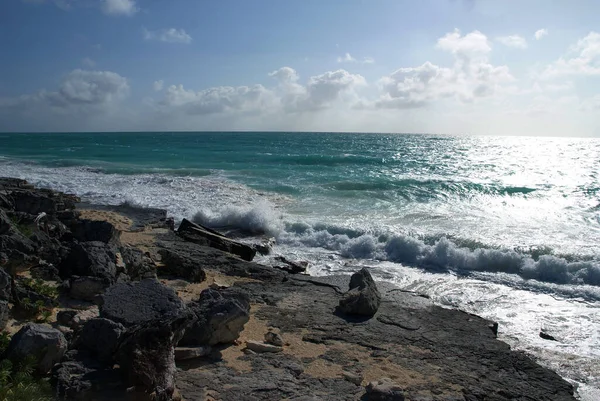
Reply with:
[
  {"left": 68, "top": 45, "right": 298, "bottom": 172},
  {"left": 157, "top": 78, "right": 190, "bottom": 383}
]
[{"left": 176, "top": 274, "right": 575, "bottom": 401}]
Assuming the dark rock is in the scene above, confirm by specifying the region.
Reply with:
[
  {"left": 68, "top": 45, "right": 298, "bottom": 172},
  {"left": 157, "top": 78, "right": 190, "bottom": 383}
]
[
  {"left": 70, "top": 219, "right": 121, "bottom": 245},
  {"left": 489, "top": 322, "right": 499, "bottom": 337},
  {"left": 177, "top": 219, "right": 257, "bottom": 261},
  {"left": 69, "top": 275, "right": 110, "bottom": 301},
  {"left": 57, "top": 309, "right": 78, "bottom": 327},
  {"left": 273, "top": 255, "right": 308, "bottom": 274},
  {"left": 0, "top": 267, "right": 10, "bottom": 300},
  {"left": 30, "top": 262, "right": 61, "bottom": 281},
  {"left": 264, "top": 331, "right": 284, "bottom": 346},
  {"left": 158, "top": 248, "right": 206, "bottom": 283},
  {"left": 0, "top": 300, "right": 9, "bottom": 329},
  {"left": 52, "top": 357, "right": 124, "bottom": 401},
  {"left": 13, "top": 278, "right": 58, "bottom": 308},
  {"left": 0, "top": 209, "right": 35, "bottom": 260},
  {"left": 120, "top": 246, "right": 156, "bottom": 280},
  {"left": 100, "top": 279, "right": 185, "bottom": 327},
  {"left": 180, "top": 287, "right": 250, "bottom": 346},
  {"left": 338, "top": 268, "right": 381, "bottom": 317},
  {"left": 117, "top": 314, "right": 192, "bottom": 400},
  {"left": 60, "top": 241, "right": 118, "bottom": 283},
  {"left": 365, "top": 378, "right": 405, "bottom": 401},
  {"left": 76, "top": 318, "right": 126, "bottom": 364},
  {"left": 11, "top": 190, "right": 58, "bottom": 215},
  {"left": 4, "top": 323, "right": 68, "bottom": 374},
  {"left": 540, "top": 330, "right": 558, "bottom": 341}
]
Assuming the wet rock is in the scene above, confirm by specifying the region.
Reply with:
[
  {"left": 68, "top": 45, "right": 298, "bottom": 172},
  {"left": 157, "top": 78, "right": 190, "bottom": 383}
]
[
  {"left": 245, "top": 340, "right": 283, "bottom": 353},
  {"left": 69, "top": 275, "right": 109, "bottom": 301},
  {"left": 4, "top": 323, "right": 67, "bottom": 374},
  {"left": 174, "top": 346, "right": 212, "bottom": 361},
  {"left": 264, "top": 331, "right": 284, "bottom": 346},
  {"left": 177, "top": 219, "right": 257, "bottom": 261},
  {"left": 180, "top": 287, "right": 250, "bottom": 346},
  {"left": 75, "top": 318, "right": 126, "bottom": 364},
  {"left": 70, "top": 219, "right": 121, "bottom": 245},
  {"left": 120, "top": 246, "right": 156, "bottom": 280},
  {"left": 338, "top": 268, "right": 381, "bottom": 317},
  {"left": 540, "top": 330, "right": 558, "bottom": 341},
  {"left": 158, "top": 248, "right": 207, "bottom": 283},
  {"left": 100, "top": 279, "right": 185, "bottom": 327},
  {"left": 273, "top": 255, "right": 308, "bottom": 274},
  {"left": 0, "top": 300, "right": 8, "bottom": 329},
  {"left": 60, "top": 241, "right": 118, "bottom": 283},
  {"left": 365, "top": 378, "right": 405, "bottom": 401},
  {"left": 117, "top": 314, "right": 192, "bottom": 401}
]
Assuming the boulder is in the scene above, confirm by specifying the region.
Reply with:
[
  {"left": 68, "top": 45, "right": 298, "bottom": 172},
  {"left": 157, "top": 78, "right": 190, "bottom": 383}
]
[
  {"left": 60, "top": 241, "right": 118, "bottom": 283},
  {"left": 100, "top": 279, "right": 185, "bottom": 327},
  {"left": 70, "top": 219, "right": 121, "bottom": 245},
  {"left": 117, "top": 314, "right": 192, "bottom": 401},
  {"left": 120, "top": 246, "right": 156, "bottom": 280},
  {"left": 245, "top": 340, "right": 283, "bottom": 353},
  {"left": 179, "top": 287, "right": 250, "bottom": 346},
  {"left": 365, "top": 378, "right": 405, "bottom": 401},
  {"left": 177, "top": 219, "right": 256, "bottom": 261},
  {"left": 0, "top": 300, "right": 9, "bottom": 329},
  {"left": 69, "top": 275, "right": 109, "bottom": 301},
  {"left": 338, "top": 268, "right": 381, "bottom": 317},
  {"left": 75, "top": 318, "right": 126, "bottom": 364},
  {"left": 158, "top": 248, "right": 206, "bottom": 283},
  {"left": 4, "top": 323, "right": 68, "bottom": 374},
  {"left": 264, "top": 331, "right": 284, "bottom": 346}
]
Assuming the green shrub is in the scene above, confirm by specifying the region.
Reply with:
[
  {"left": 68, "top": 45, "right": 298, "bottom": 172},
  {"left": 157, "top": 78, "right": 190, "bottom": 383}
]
[{"left": 0, "top": 355, "right": 54, "bottom": 401}]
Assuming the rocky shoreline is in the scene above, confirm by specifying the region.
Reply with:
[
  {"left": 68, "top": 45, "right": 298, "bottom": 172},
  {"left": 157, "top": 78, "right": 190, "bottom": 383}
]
[{"left": 0, "top": 177, "right": 576, "bottom": 400}]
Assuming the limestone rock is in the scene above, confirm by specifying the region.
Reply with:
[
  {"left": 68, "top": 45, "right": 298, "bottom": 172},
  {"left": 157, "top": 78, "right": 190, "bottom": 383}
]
[
  {"left": 264, "top": 331, "right": 284, "bottom": 346},
  {"left": 4, "top": 323, "right": 68, "bottom": 374},
  {"left": 179, "top": 287, "right": 250, "bottom": 346},
  {"left": 60, "top": 241, "right": 119, "bottom": 283},
  {"left": 69, "top": 275, "right": 109, "bottom": 301},
  {"left": 174, "top": 346, "right": 212, "bottom": 361},
  {"left": 365, "top": 378, "right": 405, "bottom": 401},
  {"left": 158, "top": 248, "right": 207, "bottom": 283},
  {"left": 245, "top": 340, "right": 283, "bottom": 353},
  {"left": 100, "top": 279, "right": 185, "bottom": 327},
  {"left": 338, "top": 268, "right": 381, "bottom": 317},
  {"left": 70, "top": 219, "right": 121, "bottom": 245},
  {"left": 75, "top": 318, "right": 126, "bottom": 364}
]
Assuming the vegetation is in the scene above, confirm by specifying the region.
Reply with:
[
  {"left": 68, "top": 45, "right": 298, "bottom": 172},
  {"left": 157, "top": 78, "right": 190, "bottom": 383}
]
[
  {"left": 0, "top": 354, "right": 54, "bottom": 401},
  {"left": 21, "top": 278, "right": 59, "bottom": 299},
  {"left": 8, "top": 215, "right": 34, "bottom": 237}
]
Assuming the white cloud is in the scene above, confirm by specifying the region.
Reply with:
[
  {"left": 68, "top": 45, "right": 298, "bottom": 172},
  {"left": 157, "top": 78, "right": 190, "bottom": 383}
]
[
  {"left": 153, "top": 80, "right": 164, "bottom": 91},
  {"left": 82, "top": 57, "right": 96, "bottom": 68},
  {"left": 375, "top": 29, "right": 513, "bottom": 109},
  {"left": 102, "top": 0, "right": 137, "bottom": 16},
  {"left": 497, "top": 35, "right": 528, "bottom": 49},
  {"left": 542, "top": 32, "right": 600, "bottom": 78},
  {"left": 535, "top": 29, "right": 548, "bottom": 40},
  {"left": 337, "top": 53, "right": 375, "bottom": 64},
  {"left": 144, "top": 28, "right": 192, "bottom": 44}
]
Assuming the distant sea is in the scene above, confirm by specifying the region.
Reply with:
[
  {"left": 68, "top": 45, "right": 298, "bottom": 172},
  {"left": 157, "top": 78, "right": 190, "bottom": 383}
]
[{"left": 1, "top": 132, "right": 599, "bottom": 399}]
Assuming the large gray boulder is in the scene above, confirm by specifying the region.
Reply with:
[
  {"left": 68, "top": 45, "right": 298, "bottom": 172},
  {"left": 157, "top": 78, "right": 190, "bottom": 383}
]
[
  {"left": 158, "top": 248, "right": 206, "bottom": 283},
  {"left": 338, "top": 268, "right": 381, "bottom": 317},
  {"left": 117, "top": 314, "right": 192, "bottom": 401},
  {"left": 100, "top": 279, "right": 185, "bottom": 327},
  {"left": 70, "top": 219, "right": 121, "bottom": 245},
  {"left": 75, "top": 318, "right": 126, "bottom": 364},
  {"left": 4, "top": 323, "right": 67, "bottom": 374},
  {"left": 60, "top": 241, "right": 118, "bottom": 283},
  {"left": 179, "top": 287, "right": 250, "bottom": 346}
]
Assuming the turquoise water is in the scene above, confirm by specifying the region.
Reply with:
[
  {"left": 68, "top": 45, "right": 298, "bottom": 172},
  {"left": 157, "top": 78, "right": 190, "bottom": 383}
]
[{"left": 1, "top": 132, "right": 600, "bottom": 396}]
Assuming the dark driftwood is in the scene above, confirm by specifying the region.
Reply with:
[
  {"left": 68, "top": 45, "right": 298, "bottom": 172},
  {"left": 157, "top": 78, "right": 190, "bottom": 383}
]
[{"left": 177, "top": 219, "right": 256, "bottom": 261}]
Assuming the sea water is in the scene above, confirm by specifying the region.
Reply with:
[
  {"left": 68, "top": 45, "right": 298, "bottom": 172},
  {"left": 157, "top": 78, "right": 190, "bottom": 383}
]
[{"left": 1, "top": 132, "right": 599, "bottom": 398}]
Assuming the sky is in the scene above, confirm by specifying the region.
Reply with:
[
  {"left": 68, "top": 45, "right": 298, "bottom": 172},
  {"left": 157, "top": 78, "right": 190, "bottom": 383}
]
[{"left": 0, "top": 0, "right": 599, "bottom": 136}]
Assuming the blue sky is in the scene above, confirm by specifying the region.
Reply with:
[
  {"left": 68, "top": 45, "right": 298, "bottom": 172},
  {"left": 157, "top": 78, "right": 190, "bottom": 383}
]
[{"left": 0, "top": 0, "right": 599, "bottom": 135}]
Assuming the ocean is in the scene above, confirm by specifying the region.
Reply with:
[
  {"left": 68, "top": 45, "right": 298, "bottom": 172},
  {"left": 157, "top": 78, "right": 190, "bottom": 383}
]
[{"left": 1, "top": 132, "right": 599, "bottom": 398}]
